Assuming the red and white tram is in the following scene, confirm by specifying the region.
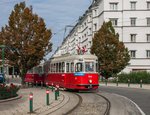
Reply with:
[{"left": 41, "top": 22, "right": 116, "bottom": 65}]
[
  {"left": 24, "top": 65, "right": 44, "bottom": 84},
  {"left": 44, "top": 54, "right": 99, "bottom": 90}
]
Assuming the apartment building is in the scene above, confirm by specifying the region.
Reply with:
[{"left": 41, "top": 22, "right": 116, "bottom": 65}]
[{"left": 53, "top": 0, "right": 150, "bottom": 73}]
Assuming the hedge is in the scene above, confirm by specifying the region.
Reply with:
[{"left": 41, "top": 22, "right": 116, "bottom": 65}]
[
  {"left": 0, "top": 83, "right": 20, "bottom": 100},
  {"left": 115, "top": 71, "right": 150, "bottom": 84}
]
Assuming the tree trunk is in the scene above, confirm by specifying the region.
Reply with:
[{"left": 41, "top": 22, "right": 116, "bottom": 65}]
[{"left": 20, "top": 68, "right": 27, "bottom": 87}]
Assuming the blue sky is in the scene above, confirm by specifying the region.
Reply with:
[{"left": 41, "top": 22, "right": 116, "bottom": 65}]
[{"left": 0, "top": 0, "right": 92, "bottom": 58}]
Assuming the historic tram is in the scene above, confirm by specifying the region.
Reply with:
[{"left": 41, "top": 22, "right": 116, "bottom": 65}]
[
  {"left": 24, "top": 64, "right": 44, "bottom": 84},
  {"left": 44, "top": 54, "right": 99, "bottom": 90}
]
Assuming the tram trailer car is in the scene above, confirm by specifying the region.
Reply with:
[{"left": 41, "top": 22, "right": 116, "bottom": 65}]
[
  {"left": 25, "top": 65, "right": 44, "bottom": 84},
  {"left": 44, "top": 54, "right": 99, "bottom": 90}
]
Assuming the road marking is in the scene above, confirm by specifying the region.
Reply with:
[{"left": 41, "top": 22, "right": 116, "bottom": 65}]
[{"left": 113, "top": 93, "right": 145, "bottom": 115}]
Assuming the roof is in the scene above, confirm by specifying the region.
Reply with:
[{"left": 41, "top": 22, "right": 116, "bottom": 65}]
[{"left": 51, "top": 54, "right": 97, "bottom": 63}]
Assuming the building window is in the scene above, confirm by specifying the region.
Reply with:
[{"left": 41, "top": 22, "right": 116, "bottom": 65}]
[
  {"left": 130, "top": 18, "right": 136, "bottom": 26},
  {"left": 130, "top": 34, "right": 136, "bottom": 42},
  {"left": 147, "top": 18, "right": 150, "bottom": 26},
  {"left": 94, "top": 9, "right": 97, "bottom": 16},
  {"left": 146, "top": 50, "right": 150, "bottom": 58},
  {"left": 147, "top": 2, "right": 150, "bottom": 10},
  {"left": 110, "top": 18, "right": 118, "bottom": 26},
  {"left": 94, "top": 23, "right": 97, "bottom": 31},
  {"left": 130, "top": 50, "right": 136, "bottom": 58},
  {"left": 89, "top": 28, "right": 92, "bottom": 35},
  {"left": 130, "top": 2, "right": 136, "bottom": 10},
  {"left": 147, "top": 34, "right": 150, "bottom": 42},
  {"left": 110, "top": 3, "right": 118, "bottom": 10}
]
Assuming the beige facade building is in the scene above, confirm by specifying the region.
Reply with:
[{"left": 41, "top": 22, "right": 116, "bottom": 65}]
[{"left": 53, "top": 0, "right": 150, "bottom": 73}]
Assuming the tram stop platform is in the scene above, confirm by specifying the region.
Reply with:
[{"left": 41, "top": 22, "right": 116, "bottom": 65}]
[{"left": 0, "top": 87, "right": 79, "bottom": 115}]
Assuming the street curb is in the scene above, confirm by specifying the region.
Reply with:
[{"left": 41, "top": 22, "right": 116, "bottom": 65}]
[
  {"left": 0, "top": 95, "right": 22, "bottom": 103},
  {"left": 113, "top": 94, "right": 146, "bottom": 115}
]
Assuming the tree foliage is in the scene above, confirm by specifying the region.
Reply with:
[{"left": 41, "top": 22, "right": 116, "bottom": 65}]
[
  {"left": 0, "top": 2, "right": 52, "bottom": 84},
  {"left": 91, "top": 21, "right": 130, "bottom": 79}
]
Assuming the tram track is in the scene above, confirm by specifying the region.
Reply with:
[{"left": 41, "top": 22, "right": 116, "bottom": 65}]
[
  {"left": 65, "top": 93, "right": 83, "bottom": 115},
  {"left": 40, "top": 90, "right": 110, "bottom": 115},
  {"left": 36, "top": 92, "right": 69, "bottom": 115},
  {"left": 66, "top": 91, "right": 111, "bottom": 115},
  {"left": 96, "top": 92, "right": 111, "bottom": 115},
  {"left": 41, "top": 91, "right": 82, "bottom": 115}
]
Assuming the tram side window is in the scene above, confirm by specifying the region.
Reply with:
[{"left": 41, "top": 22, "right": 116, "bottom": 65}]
[
  {"left": 45, "top": 64, "right": 49, "bottom": 73},
  {"left": 62, "top": 62, "right": 65, "bottom": 73},
  {"left": 66, "top": 63, "right": 70, "bottom": 72},
  {"left": 28, "top": 68, "right": 33, "bottom": 73},
  {"left": 59, "top": 63, "right": 61, "bottom": 72},
  {"left": 85, "top": 62, "right": 94, "bottom": 72},
  {"left": 34, "top": 67, "right": 38, "bottom": 74},
  {"left": 56, "top": 63, "right": 59, "bottom": 72},
  {"left": 50, "top": 64, "right": 52, "bottom": 72},
  {"left": 71, "top": 62, "right": 74, "bottom": 72},
  {"left": 96, "top": 62, "right": 98, "bottom": 72},
  {"left": 53, "top": 64, "right": 56, "bottom": 73},
  {"left": 48, "top": 63, "right": 50, "bottom": 72},
  {"left": 39, "top": 66, "right": 43, "bottom": 74},
  {"left": 75, "top": 63, "right": 83, "bottom": 72},
  {"left": 49, "top": 64, "right": 51, "bottom": 72}
]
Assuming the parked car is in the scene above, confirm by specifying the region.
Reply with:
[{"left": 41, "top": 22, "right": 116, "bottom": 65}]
[{"left": 0, "top": 73, "right": 5, "bottom": 83}]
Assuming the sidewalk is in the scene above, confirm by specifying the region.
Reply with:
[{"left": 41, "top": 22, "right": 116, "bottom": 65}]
[
  {"left": 0, "top": 87, "right": 74, "bottom": 115},
  {"left": 99, "top": 82, "right": 150, "bottom": 90},
  {"left": 1, "top": 77, "right": 81, "bottom": 115}
]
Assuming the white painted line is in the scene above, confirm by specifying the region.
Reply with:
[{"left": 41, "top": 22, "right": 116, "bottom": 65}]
[{"left": 113, "top": 93, "right": 145, "bottom": 115}]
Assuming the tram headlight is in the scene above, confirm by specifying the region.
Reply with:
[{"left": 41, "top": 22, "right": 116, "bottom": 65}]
[{"left": 89, "top": 79, "right": 92, "bottom": 83}]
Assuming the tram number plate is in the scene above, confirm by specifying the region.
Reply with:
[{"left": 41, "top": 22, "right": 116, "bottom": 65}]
[{"left": 88, "top": 84, "right": 92, "bottom": 89}]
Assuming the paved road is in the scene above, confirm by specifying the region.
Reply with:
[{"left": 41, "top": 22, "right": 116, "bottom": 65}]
[{"left": 99, "top": 86, "right": 150, "bottom": 115}]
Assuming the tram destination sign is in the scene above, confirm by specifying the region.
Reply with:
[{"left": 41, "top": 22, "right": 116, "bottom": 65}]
[{"left": 74, "top": 72, "right": 85, "bottom": 76}]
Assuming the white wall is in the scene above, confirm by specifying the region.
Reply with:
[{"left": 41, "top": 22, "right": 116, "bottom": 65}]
[{"left": 53, "top": 0, "right": 150, "bottom": 73}]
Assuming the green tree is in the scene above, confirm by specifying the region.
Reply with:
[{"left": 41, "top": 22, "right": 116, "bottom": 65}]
[
  {"left": 91, "top": 21, "right": 130, "bottom": 79},
  {"left": 0, "top": 2, "right": 52, "bottom": 85}
]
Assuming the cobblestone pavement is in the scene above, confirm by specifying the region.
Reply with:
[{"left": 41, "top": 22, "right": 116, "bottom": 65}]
[{"left": 0, "top": 87, "right": 67, "bottom": 115}]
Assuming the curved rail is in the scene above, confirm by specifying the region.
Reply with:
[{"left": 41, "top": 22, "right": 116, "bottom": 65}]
[
  {"left": 42, "top": 94, "right": 69, "bottom": 115},
  {"left": 96, "top": 93, "right": 111, "bottom": 115},
  {"left": 65, "top": 93, "right": 83, "bottom": 115},
  {"left": 40, "top": 91, "right": 82, "bottom": 115}
]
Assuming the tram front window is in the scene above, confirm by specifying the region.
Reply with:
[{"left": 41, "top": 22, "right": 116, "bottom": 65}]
[
  {"left": 75, "top": 63, "right": 83, "bottom": 72},
  {"left": 85, "top": 62, "right": 94, "bottom": 72}
]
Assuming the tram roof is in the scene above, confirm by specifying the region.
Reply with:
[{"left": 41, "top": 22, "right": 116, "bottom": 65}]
[{"left": 50, "top": 54, "right": 97, "bottom": 62}]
